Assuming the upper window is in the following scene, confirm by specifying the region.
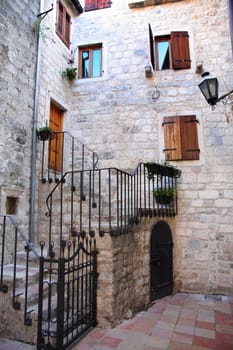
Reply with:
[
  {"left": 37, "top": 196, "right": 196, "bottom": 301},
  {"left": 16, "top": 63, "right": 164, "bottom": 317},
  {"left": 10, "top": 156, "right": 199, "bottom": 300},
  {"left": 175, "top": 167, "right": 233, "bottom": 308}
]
[
  {"left": 78, "top": 45, "right": 102, "bottom": 79},
  {"left": 149, "top": 26, "right": 191, "bottom": 71},
  {"left": 56, "top": 1, "right": 71, "bottom": 48},
  {"left": 85, "top": 0, "right": 111, "bottom": 11},
  {"left": 163, "top": 115, "right": 200, "bottom": 161}
]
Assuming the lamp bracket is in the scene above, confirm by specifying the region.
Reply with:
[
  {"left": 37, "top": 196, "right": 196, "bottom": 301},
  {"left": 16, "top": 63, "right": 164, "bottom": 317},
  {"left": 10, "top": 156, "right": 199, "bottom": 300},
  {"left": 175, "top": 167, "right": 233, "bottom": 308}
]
[
  {"left": 37, "top": 4, "right": 53, "bottom": 21},
  {"left": 217, "top": 89, "right": 233, "bottom": 104}
]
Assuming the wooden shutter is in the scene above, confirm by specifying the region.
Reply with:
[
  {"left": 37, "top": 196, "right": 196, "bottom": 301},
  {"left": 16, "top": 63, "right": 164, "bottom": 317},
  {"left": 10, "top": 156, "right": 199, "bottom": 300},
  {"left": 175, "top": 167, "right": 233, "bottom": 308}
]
[
  {"left": 49, "top": 103, "right": 64, "bottom": 172},
  {"left": 163, "top": 116, "right": 182, "bottom": 161},
  {"left": 163, "top": 115, "right": 199, "bottom": 161},
  {"left": 57, "top": 2, "right": 63, "bottom": 34},
  {"left": 85, "top": 0, "right": 98, "bottom": 11},
  {"left": 56, "top": 2, "right": 70, "bottom": 48},
  {"left": 170, "top": 31, "right": 191, "bottom": 70},
  {"left": 180, "top": 116, "right": 200, "bottom": 160},
  {"left": 149, "top": 24, "right": 155, "bottom": 70},
  {"left": 64, "top": 12, "right": 71, "bottom": 46}
]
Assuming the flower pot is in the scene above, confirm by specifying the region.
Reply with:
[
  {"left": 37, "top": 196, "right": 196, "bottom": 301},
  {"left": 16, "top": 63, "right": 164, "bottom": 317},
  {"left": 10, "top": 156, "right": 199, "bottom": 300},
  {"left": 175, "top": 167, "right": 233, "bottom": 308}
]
[
  {"left": 37, "top": 130, "right": 53, "bottom": 141},
  {"left": 154, "top": 194, "right": 173, "bottom": 205}
]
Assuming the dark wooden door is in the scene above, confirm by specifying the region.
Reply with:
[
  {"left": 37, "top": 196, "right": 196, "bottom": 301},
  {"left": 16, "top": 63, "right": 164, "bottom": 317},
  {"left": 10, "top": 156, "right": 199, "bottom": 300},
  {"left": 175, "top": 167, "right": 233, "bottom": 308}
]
[{"left": 150, "top": 221, "right": 173, "bottom": 301}]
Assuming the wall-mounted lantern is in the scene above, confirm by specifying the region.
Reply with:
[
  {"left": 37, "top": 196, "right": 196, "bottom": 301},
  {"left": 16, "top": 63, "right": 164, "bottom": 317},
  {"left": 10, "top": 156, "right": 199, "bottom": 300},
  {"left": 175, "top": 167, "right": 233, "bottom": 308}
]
[
  {"left": 198, "top": 72, "right": 233, "bottom": 107},
  {"left": 145, "top": 65, "right": 153, "bottom": 78}
]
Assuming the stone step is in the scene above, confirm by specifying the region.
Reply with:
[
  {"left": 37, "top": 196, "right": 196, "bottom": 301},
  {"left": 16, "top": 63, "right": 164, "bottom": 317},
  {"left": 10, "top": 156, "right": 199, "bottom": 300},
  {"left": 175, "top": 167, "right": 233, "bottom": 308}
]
[{"left": 1, "top": 264, "right": 40, "bottom": 290}]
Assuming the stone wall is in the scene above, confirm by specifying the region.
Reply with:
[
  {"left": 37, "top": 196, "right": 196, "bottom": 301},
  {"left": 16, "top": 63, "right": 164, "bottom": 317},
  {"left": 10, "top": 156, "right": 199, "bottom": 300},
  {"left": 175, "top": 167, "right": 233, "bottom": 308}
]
[
  {"left": 0, "top": 0, "right": 39, "bottom": 231},
  {"left": 69, "top": 0, "right": 233, "bottom": 296},
  {"left": 96, "top": 217, "right": 176, "bottom": 327}
]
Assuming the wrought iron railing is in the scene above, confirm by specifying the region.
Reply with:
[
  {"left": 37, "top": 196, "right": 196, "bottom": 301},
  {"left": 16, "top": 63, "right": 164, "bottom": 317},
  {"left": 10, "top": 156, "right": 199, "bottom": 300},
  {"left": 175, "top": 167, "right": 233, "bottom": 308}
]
[
  {"left": 38, "top": 131, "right": 99, "bottom": 183},
  {"left": 45, "top": 162, "right": 181, "bottom": 247},
  {"left": 0, "top": 161, "right": 181, "bottom": 348},
  {"left": 37, "top": 235, "right": 97, "bottom": 350},
  {"left": 0, "top": 215, "right": 40, "bottom": 326}
]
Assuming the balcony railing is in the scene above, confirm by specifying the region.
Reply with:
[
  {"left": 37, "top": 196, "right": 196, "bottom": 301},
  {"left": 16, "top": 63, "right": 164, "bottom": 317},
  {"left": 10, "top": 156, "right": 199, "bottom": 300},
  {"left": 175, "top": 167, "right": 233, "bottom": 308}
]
[
  {"left": 38, "top": 131, "right": 99, "bottom": 183},
  {"left": 45, "top": 162, "right": 181, "bottom": 248}
]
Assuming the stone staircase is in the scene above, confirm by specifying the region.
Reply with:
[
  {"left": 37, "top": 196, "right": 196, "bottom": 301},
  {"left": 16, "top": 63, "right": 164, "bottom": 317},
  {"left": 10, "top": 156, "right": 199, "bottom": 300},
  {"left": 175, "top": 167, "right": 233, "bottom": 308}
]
[{"left": 0, "top": 262, "right": 40, "bottom": 343}]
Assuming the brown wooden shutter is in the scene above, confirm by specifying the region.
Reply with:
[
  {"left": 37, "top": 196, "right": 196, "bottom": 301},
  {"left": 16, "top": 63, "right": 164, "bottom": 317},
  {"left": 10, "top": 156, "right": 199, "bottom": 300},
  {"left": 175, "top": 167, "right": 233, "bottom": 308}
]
[
  {"left": 149, "top": 24, "right": 155, "bottom": 70},
  {"left": 85, "top": 0, "right": 98, "bottom": 11},
  {"left": 98, "top": 0, "right": 111, "bottom": 8},
  {"left": 163, "top": 116, "right": 182, "bottom": 161},
  {"left": 49, "top": 103, "right": 64, "bottom": 172},
  {"left": 180, "top": 116, "right": 200, "bottom": 160},
  {"left": 57, "top": 2, "right": 63, "bottom": 35},
  {"left": 64, "top": 13, "right": 71, "bottom": 46},
  {"left": 170, "top": 31, "right": 191, "bottom": 70}
]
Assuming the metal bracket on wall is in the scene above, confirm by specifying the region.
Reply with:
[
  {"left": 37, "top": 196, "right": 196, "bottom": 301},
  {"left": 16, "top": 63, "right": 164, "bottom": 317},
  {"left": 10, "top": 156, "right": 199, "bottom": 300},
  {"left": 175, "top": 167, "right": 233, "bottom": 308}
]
[{"left": 37, "top": 3, "right": 54, "bottom": 21}]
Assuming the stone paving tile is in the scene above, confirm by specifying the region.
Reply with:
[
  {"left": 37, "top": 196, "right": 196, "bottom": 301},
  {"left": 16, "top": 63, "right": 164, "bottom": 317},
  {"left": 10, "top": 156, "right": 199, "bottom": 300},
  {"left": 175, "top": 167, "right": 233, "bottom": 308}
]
[
  {"left": 196, "top": 321, "right": 215, "bottom": 330},
  {"left": 170, "top": 332, "right": 193, "bottom": 345},
  {"left": 156, "top": 319, "right": 176, "bottom": 331},
  {"left": 168, "top": 341, "right": 193, "bottom": 350},
  {"left": 179, "top": 309, "right": 198, "bottom": 320},
  {"left": 175, "top": 324, "right": 195, "bottom": 336},
  {"left": 197, "top": 309, "right": 215, "bottom": 323},
  {"left": 193, "top": 335, "right": 216, "bottom": 349},
  {"left": 142, "top": 334, "right": 170, "bottom": 349},
  {"left": 216, "top": 331, "right": 233, "bottom": 346},
  {"left": 194, "top": 328, "right": 216, "bottom": 340},
  {"left": 215, "top": 310, "right": 233, "bottom": 326},
  {"left": 177, "top": 317, "right": 196, "bottom": 327},
  {"left": 150, "top": 325, "right": 174, "bottom": 339},
  {"left": 216, "top": 323, "right": 233, "bottom": 335}
]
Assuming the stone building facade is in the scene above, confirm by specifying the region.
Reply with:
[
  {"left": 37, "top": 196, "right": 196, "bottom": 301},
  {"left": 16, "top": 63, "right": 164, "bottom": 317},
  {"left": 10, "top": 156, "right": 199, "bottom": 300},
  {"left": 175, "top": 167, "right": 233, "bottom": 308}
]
[
  {"left": 0, "top": 0, "right": 233, "bottom": 334},
  {"left": 67, "top": 0, "right": 233, "bottom": 294},
  {"left": 0, "top": 0, "right": 40, "bottom": 234},
  {"left": 35, "top": 0, "right": 233, "bottom": 324}
]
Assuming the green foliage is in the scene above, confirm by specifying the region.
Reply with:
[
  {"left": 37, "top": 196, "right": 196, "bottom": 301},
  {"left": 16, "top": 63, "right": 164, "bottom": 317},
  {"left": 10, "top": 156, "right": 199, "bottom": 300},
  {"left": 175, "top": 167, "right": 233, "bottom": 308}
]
[
  {"left": 61, "top": 67, "right": 77, "bottom": 81},
  {"left": 145, "top": 161, "right": 181, "bottom": 179},
  {"left": 153, "top": 187, "right": 176, "bottom": 198},
  {"left": 37, "top": 126, "right": 53, "bottom": 133},
  {"left": 33, "top": 17, "right": 50, "bottom": 39},
  {"left": 36, "top": 126, "right": 53, "bottom": 141}
]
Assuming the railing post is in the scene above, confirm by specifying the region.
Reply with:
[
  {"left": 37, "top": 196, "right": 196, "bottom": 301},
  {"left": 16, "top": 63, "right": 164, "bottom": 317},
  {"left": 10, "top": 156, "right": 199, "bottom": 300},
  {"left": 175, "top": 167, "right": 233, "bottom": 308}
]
[
  {"left": 56, "top": 256, "right": 65, "bottom": 350},
  {"left": 0, "top": 216, "right": 7, "bottom": 292},
  {"left": 24, "top": 244, "right": 32, "bottom": 326},
  {"left": 37, "top": 255, "right": 45, "bottom": 350}
]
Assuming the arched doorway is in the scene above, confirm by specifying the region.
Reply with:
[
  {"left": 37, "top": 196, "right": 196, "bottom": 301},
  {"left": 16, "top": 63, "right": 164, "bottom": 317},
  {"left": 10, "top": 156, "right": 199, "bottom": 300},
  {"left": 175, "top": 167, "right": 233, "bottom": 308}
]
[{"left": 150, "top": 221, "right": 173, "bottom": 301}]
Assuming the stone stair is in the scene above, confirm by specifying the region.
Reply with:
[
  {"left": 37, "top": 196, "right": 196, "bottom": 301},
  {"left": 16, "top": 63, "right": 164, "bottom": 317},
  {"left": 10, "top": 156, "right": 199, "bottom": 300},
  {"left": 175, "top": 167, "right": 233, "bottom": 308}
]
[{"left": 0, "top": 257, "right": 57, "bottom": 345}]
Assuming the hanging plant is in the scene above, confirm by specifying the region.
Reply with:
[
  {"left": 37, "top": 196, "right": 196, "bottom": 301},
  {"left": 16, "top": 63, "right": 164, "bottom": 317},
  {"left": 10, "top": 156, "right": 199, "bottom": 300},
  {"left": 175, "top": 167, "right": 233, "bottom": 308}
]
[
  {"left": 145, "top": 161, "right": 181, "bottom": 179},
  {"left": 61, "top": 67, "right": 77, "bottom": 81},
  {"left": 32, "top": 17, "right": 50, "bottom": 39},
  {"left": 36, "top": 126, "right": 53, "bottom": 141},
  {"left": 153, "top": 187, "right": 176, "bottom": 205}
]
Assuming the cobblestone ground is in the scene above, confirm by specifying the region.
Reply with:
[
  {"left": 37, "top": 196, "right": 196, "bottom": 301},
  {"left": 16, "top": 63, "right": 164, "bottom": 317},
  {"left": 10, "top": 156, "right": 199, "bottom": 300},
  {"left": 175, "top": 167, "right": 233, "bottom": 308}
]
[{"left": 0, "top": 293, "right": 232, "bottom": 350}]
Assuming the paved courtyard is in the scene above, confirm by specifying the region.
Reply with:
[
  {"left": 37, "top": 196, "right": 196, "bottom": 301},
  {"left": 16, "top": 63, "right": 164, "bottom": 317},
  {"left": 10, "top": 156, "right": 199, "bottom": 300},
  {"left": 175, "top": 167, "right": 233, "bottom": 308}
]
[
  {"left": 0, "top": 293, "right": 232, "bottom": 350},
  {"left": 75, "top": 293, "right": 233, "bottom": 350}
]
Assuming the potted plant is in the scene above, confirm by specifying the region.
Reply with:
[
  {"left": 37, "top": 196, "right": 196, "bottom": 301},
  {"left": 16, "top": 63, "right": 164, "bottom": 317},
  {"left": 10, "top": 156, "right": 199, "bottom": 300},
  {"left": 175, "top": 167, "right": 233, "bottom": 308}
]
[
  {"left": 37, "top": 125, "right": 53, "bottom": 141},
  {"left": 61, "top": 67, "right": 77, "bottom": 81},
  {"left": 153, "top": 187, "right": 176, "bottom": 205},
  {"left": 145, "top": 161, "right": 181, "bottom": 179}
]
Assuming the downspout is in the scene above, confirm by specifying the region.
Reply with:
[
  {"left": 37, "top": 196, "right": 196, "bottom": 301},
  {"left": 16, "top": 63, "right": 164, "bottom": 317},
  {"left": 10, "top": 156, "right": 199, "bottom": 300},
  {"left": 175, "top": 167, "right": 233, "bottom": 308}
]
[
  {"left": 228, "top": 0, "right": 233, "bottom": 55},
  {"left": 29, "top": 0, "right": 43, "bottom": 245}
]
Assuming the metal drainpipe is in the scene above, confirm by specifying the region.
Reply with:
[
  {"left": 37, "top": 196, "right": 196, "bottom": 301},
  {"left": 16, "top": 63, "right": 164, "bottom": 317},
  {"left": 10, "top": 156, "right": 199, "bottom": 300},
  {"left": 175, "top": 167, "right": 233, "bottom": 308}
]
[
  {"left": 29, "top": 0, "right": 43, "bottom": 245},
  {"left": 228, "top": 0, "right": 233, "bottom": 53}
]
